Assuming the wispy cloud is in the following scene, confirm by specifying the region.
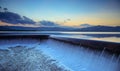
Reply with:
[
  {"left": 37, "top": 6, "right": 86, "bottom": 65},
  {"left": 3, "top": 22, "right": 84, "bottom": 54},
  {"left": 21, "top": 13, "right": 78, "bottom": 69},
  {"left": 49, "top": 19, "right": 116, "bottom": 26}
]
[
  {"left": 0, "top": 21, "right": 40, "bottom": 27},
  {"left": 39, "top": 20, "right": 60, "bottom": 27}
]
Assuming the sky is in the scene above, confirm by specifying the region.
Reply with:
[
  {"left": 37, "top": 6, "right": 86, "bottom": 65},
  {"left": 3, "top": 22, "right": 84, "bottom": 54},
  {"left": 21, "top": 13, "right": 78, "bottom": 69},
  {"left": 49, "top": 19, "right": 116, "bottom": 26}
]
[{"left": 0, "top": 0, "right": 120, "bottom": 26}]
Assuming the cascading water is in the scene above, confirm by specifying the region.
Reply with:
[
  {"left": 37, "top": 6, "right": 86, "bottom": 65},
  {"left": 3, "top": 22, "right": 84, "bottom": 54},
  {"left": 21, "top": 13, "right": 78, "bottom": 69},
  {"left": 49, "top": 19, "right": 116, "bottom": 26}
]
[
  {"left": 38, "top": 39, "right": 120, "bottom": 71},
  {"left": 0, "top": 38, "right": 120, "bottom": 71}
]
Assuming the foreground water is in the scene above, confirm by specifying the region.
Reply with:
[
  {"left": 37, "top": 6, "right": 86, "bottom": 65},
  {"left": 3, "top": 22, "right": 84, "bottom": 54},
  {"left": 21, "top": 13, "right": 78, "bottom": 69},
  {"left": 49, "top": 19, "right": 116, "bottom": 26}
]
[{"left": 0, "top": 38, "right": 120, "bottom": 71}]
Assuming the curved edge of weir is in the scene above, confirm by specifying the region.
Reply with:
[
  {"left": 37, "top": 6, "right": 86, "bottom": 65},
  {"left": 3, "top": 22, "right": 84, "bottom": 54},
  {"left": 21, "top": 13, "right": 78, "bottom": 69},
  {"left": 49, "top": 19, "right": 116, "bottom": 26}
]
[
  {"left": 0, "top": 34, "right": 120, "bottom": 54},
  {"left": 49, "top": 36, "right": 120, "bottom": 54}
]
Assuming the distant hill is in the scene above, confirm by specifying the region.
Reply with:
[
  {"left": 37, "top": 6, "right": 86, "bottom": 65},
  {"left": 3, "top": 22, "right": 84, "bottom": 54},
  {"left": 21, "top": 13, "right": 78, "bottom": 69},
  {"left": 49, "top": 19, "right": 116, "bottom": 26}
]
[
  {"left": 0, "top": 25, "right": 120, "bottom": 32},
  {"left": 74, "top": 26, "right": 120, "bottom": 32},
  {"left": 0, "top": 26, "right": 77, "bottom": 31},
  {"left": 0, "top": 12, "right": 35, "bottom": 24},
  {"left": 79, "top": 24, "right": 92, "bottom": 28}
]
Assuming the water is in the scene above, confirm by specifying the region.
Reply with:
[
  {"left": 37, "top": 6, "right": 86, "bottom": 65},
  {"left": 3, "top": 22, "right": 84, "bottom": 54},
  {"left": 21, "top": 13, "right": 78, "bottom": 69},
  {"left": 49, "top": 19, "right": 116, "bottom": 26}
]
[
  {"left": 0, "top": 38, "right": 120, "bottom": 71},
  {"left": 37, "top": 39, "right": 120, "bottom": 71},
  {"left": 0, "top": 31, "right": 120, "bottom": 71},
  {"left": 0, "top": 31, "right": 120, "bottom": 43},
  {"left": 0, "top": 38, "right": 119, "bottom": 71}
]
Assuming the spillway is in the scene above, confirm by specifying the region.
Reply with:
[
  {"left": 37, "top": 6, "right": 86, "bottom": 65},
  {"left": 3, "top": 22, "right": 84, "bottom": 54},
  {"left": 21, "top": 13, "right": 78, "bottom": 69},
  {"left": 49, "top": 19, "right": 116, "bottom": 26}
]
[{"left": 0, "top": 35, "right": 120, "bottom": 71}]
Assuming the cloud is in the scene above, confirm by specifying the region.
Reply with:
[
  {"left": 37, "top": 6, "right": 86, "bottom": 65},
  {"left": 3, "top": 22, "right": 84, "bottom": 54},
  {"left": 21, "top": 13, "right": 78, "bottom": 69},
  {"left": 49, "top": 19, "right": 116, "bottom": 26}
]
[
  {"left": 67, "top": 19, "right": 71, "bottom": 21},
  {"left": 39, "top": 20, "right": 60, "bottom": 27},
  {"left": 79, "top": 23, "right": 92, "bottom": 28},
  {"left": 0, "top": 11, "right": 35, "bottom": 24},
  {"left": 63, "top": 19, "right": 71, "bottom": 23},
  {"left": 0, "top": 11, "right": 39, "bottom": 27},
  {"left": 0, "top": 21, "right": 40, "bottom": 27}
]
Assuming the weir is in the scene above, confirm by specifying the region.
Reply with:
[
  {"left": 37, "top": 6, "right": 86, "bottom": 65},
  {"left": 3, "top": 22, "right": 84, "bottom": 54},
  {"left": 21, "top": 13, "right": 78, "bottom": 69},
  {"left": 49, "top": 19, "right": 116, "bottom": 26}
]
[{"left": 50, "top": 36, "right": 120, "bottom": 54}]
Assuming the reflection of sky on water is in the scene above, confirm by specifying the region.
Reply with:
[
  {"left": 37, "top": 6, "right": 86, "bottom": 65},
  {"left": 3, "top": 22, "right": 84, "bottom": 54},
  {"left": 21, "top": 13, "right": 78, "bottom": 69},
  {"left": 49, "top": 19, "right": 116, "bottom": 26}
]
[
  {"left": 0, "top": 31, "right": 120, "bottom": 43},
  {"left": 51, "top": 34, "right": 120, "bottom": 43},
  {"left": 59, "top": 32, "right": 120, "bottom": 34},
  {"left": 91, "top": 37, "right": 120, "bottom": 43}
]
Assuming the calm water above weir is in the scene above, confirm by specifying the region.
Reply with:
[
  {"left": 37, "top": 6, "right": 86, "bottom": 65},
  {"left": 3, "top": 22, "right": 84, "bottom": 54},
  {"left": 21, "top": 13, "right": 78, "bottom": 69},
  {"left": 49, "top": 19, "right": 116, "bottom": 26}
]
[{"left": 0, "top": 31, "right": 120, "bottom": 43}]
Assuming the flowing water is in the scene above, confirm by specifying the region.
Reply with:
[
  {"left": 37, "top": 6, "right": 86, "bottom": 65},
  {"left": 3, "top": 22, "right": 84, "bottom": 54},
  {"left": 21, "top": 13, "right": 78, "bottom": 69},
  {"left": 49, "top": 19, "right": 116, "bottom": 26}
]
[
  {"left": 0, "top": 31, "right": 120, "bottom": 71},
  {"left": 37, "top": 39, "right": 120, "bottom": 71}
]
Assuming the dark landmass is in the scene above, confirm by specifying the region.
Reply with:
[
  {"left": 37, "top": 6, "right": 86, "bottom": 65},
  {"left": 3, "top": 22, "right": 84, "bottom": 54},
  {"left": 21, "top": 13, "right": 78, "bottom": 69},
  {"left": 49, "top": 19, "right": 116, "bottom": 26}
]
[{"left": 0, "top": 25, "right": 120, "bottom": 32}]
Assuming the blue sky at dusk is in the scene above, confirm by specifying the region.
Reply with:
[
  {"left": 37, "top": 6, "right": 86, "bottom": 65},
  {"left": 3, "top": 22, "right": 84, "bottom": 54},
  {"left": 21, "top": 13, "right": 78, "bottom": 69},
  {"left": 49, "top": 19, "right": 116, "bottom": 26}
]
[{"left": 0, "top": 0, "right": 120, "bottom": 26}]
